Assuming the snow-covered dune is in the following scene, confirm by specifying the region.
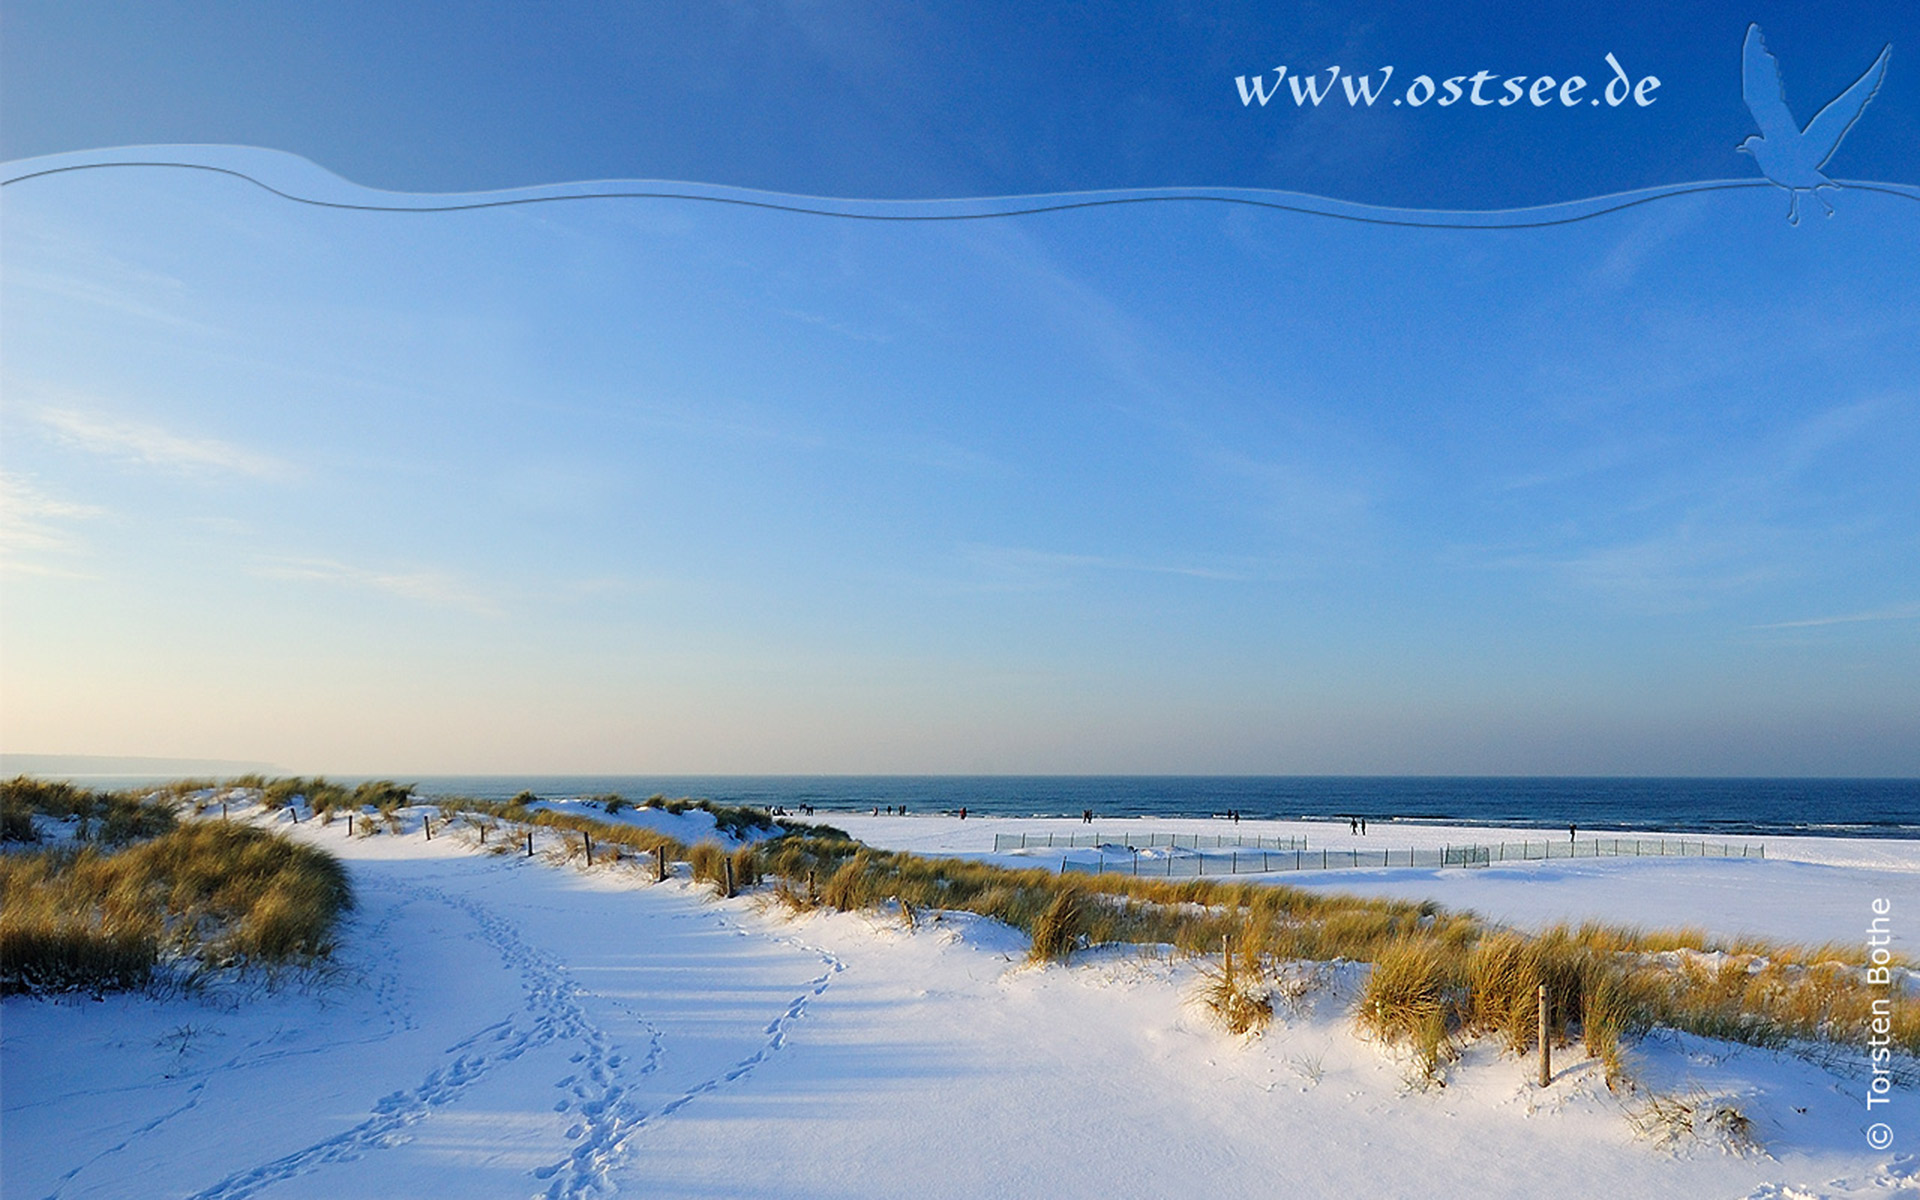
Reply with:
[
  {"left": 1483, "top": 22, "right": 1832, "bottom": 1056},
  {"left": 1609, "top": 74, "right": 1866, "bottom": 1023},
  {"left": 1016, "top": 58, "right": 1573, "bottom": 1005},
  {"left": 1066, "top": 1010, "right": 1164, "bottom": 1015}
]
[
  {"left": 3, "top": 808, "right": 1913, "bottom": 1199},
  {"left": 523, "top": 797, "right": 779, "bottom": 846}
]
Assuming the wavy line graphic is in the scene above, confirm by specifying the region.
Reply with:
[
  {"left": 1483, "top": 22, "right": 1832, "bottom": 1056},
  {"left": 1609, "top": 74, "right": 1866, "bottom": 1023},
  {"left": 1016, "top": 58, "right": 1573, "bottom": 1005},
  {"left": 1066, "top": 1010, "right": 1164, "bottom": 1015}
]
[{"left": 3, "top": 146, "right": 1917, "bottom": 229}]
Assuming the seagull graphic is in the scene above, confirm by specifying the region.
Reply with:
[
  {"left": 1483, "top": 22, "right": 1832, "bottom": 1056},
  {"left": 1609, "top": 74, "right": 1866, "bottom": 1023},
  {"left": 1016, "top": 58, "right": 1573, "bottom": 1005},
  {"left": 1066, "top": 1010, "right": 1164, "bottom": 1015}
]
[{"left": 1738, "top": 23, "right": 1891, "bottom": 224}]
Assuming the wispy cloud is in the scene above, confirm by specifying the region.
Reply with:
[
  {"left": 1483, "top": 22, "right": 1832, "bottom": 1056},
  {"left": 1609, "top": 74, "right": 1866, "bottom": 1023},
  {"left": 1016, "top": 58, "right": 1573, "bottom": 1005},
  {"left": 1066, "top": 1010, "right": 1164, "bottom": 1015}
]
[
  {"left": 1752, "top": 604, "right": 1920, "bottom": 630},
  {"left": 1471, "top": 391, "right": 1912, "bottom": 612},
  {"left": 0, "top": 474, "right": 106, "bottom": 524},
  {"left": 1199, "top": 446, "right": 1374, "bottom": 542},
  {"left": 252, "top": 557, "right": 500, "bottom": 616},
  {"left": 2, "top": 222, "right": 215, "bottom": 333},
  {"left": 963, "top": 543, "right": 1248, "bottom": 583},
  {"left": 36, "top": 408, "right": 289, "bottom": 478},
  {"left": 950, "top": 224, "right": 1379, "bottom": 539},
  {"left": 1588, "top": 198, "right": 1706, "bottom": 291},
  {"left": 1553, "top": 538, "right": 1780, "bottom": 609},
  {"left": 611, "top": 393, "right": 1000, "bottom": 476},
  {"left": 777, "top": 307, "right": 893, "bottom": 344},
  {"left": 1481, "top": 519, "right": 1787, "bottom": 613},
  {"left": 1487, "top": 435, "right": 1672, "bottom": 494},
  {"left": 1772, "top": 397, "right": 1884, "bottom": 479},
  {"left": 0, "top": 473, "right": 104, "bottom": 576}
]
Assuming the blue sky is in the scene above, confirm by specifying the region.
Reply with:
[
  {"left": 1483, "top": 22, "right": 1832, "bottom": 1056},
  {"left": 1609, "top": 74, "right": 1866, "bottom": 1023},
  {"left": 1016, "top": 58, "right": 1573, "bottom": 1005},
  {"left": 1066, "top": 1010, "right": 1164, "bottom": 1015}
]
[{"left": 1, "top": 6, "right": 1917, "bottom": 774}]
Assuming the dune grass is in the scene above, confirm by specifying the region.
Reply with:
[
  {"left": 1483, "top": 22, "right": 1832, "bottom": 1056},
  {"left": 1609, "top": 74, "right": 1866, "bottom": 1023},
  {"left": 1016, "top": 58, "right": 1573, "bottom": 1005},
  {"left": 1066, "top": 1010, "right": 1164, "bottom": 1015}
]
[
  {"left": 1349, "top": 918, "right": 1918, "bottom": 1085},
  {"left": 2, "top": 776, "right": 179, "bottom": 845},
  {"left": 717, "top": 834, "right": 1916, "bottom": 1081},
  {"left": 1198, "top": 929, "right": 1275, "bottom": 1035},
  {"left": 95, "top": 776, "right": 1907, "bottom": 1084},
  {"left": 2, "top": 821, "right": 352, "bottom": 996},
  {"left": 751, "top": 838, "right": 1468, "bottom": 967},
  {"left": 1359, "top": 937, "right": 1462, "bottom": 1079},
  {"left": 688, "top": 842, "right": 730, "bottom": 892},
  {"left": 233, "top": 779, "right": 1920, "bottom": 1087},
  {"left": 636, "top": 794, "right": 779, "bottom": 840},
  {"left": 253, "top": 777, "right": 414, "bottom": 821},
  {"left": 245, "top": 781, "right": 1920, "bottom": 1079},
  {"left": 1027, "top": 885, "right": 1088, "bottom": 964},
  {"left": 466, "top": 796, "right": 692, "bottom": 862}
]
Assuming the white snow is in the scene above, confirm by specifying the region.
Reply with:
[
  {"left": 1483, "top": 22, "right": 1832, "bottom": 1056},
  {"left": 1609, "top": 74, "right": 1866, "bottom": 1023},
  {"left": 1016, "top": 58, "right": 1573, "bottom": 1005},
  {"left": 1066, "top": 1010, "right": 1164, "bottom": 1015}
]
[
  {"left": 833, "top": 813, "right": 1920, "bottom": 949},
  {"left": 521, "top": 798, "right": 777, "bottom": 846},
  {"left": 4, "top": 804, "right": 1915, "bottom": 1199}
]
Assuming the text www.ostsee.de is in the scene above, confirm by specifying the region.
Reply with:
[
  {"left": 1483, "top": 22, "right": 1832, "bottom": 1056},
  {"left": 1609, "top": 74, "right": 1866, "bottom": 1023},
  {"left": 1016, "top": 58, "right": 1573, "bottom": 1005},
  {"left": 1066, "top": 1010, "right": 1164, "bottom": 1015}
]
[{"left": 1235, "top": 54, "right": 1660, "bottom": 110}]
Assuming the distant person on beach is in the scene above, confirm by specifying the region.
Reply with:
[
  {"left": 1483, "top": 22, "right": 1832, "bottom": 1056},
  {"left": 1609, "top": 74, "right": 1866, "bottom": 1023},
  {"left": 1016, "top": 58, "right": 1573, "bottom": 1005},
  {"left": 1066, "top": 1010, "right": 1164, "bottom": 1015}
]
[
  {"left": 1570, "top": 823, "right": 1577, "bottom": 843},
  {"left": 1361, "top": 818, "right": 1367, "bottom": 835},
  {"left": 1349, "top": 817, "right": 1357, "bottom": 835},
  {"left": 1083, "top": 809, "right": 1093, "bottom": 824},
  {"left": 959, "top": 807, "right": 967, "bottom": 820}
]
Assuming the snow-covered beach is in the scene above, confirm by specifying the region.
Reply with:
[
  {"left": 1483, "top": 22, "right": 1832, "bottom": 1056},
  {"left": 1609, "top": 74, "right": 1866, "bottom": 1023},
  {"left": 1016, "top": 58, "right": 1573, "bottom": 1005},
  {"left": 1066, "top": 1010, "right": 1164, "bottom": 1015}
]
[
  {"left": 4, "top": 805, "right": 1915, "bottom": 1199},
  {"left": 834, "top": 812, "right": 1918, "bottom": 950}
]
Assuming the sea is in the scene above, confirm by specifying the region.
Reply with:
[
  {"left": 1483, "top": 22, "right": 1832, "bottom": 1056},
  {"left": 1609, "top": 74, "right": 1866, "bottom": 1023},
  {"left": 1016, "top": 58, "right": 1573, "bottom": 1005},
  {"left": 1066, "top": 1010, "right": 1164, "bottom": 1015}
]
[{"left": 350, "top": 776, "right": 1917, "bottom": 839}]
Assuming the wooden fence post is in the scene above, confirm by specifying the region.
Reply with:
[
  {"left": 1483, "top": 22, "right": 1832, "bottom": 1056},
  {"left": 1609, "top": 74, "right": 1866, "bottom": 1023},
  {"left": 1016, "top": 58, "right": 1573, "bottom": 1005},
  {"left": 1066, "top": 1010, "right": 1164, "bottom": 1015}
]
[
  {"left": 723, "top": 858, "right": 735, "bottom": 898},
  {"left": 1537, "top": 984, "right": 1551, "bottom": 1087},
  {"left": 582, "top": 832, "right": 592, "bottom": 865},
  {"left": 424, "top": 816, "right": 432, "bottom": 840},
  {"left": 526, "top": 830, "right": 534, "bottom": 857},
  {"left": 655, "top": 844, "right": 667, "bottom": 882}
]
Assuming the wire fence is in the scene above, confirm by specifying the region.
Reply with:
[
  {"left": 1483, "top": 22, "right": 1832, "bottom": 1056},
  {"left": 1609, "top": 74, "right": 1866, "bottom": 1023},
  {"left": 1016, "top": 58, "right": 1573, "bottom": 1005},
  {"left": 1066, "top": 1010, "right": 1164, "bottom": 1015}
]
[
  {"left": 992, "top": 831, "right": 1307, "bottom": 853},
  {"left": 1056, "top": 836, "right": 1766, "bottom": 879},
  {"left": 1480, "top": 837, "right": 1765, "bottom": 862}
]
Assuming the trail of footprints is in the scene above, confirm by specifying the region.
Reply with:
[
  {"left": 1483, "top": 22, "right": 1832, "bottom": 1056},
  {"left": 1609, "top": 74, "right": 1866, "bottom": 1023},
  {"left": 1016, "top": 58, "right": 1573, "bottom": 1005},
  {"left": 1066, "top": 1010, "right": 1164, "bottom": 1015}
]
[
  {"left": 40, "top": 880, "right": 431, "bottom": 1200},
  {"left": 528, "top": 908, "right": 844, "bottom": 1199},
  {"left": 187, "top": 867, "right": 844, "bottom": 1200}
]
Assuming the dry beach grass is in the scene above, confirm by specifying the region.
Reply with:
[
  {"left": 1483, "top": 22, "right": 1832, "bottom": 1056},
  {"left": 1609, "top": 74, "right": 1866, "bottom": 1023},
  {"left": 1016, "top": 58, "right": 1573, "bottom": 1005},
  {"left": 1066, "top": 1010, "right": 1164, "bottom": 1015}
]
[
  {"left": 1, "top": 780, "right": 352, "bottom": 994},
  {"left": 728, "top": 828, "right": 1918, "bottom": 1085},
  {"left": 4, "top": 775, "right": 1913, "bottom": 1097}
]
